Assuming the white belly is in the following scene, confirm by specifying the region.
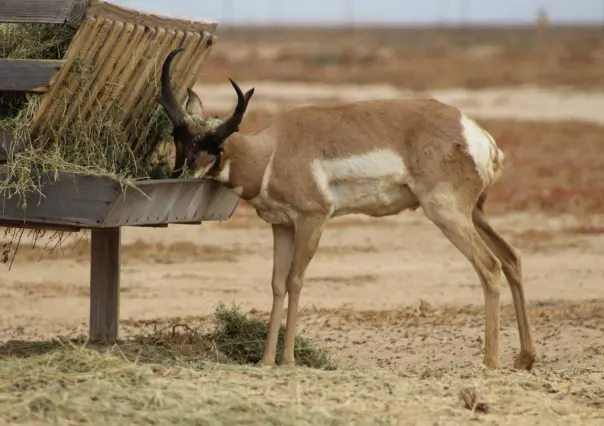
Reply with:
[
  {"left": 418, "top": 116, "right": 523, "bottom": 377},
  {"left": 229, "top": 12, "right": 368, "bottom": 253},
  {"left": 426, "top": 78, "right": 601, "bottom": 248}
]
[{"left": 313, "top": 148, "right": 419, "bottom": 218}]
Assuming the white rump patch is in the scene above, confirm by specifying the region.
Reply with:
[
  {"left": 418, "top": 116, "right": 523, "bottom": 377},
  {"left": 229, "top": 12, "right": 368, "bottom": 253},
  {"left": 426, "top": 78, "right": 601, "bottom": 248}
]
[{"left": 460, "top": 114, "right": 502, "bottom": 185}]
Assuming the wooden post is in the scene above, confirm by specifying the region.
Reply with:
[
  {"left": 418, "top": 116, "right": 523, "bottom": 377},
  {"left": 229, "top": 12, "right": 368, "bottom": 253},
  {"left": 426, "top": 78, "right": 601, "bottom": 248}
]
[{"left": 89, "top": 227, "right": 121, "bottom": 341}]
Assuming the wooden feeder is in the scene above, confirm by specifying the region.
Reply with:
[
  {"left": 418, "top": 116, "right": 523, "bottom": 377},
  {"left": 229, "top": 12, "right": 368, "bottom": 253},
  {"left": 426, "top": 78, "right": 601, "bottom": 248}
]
[{"left": 0, "top": 1, "right": 239, "bottom": 340}]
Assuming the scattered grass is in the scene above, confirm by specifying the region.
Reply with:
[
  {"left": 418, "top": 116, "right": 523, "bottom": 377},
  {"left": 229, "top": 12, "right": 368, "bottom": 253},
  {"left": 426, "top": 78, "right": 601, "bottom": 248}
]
[
  {"left": 0, "top": 303, "right": 334, "bottom": 370},
  {"left": 121, "top": 303, "right": 334, "bottom": 369},
  {"left": 0, "top": 23, "right": 76, "bottom": 118},
  {"left": 0, "top": 22, "right": 179, "bottom": 207},
  {"left": 0, "top": 328, "right": 602, "bottom": 424},
  {"left": 209, "top": 303, "right": 334, "bottom": 368},
  {"left": 0, "top": 97, "right": 175, "bottom": 203}
]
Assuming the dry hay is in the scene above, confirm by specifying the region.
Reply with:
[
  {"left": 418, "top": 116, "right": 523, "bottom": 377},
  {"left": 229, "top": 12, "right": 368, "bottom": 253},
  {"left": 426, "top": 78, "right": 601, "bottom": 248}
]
[
  {"left": 1, "top": 303, "right": 333, "bottom": 370},
  {"left": 0, "top": 23, "right": 176, "bottom": 204},
  {"left": 0, "top": 338, "right": 602, "bottom": 424},
  {"left": 0, "top": 23, "right": 180, "bottom": 264},
  {"left": 0, "top": 307, "right": 603, "bottom": 424}
]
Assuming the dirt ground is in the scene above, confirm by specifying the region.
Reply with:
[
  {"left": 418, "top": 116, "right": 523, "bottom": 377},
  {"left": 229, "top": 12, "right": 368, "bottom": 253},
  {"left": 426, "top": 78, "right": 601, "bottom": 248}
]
[
  {"left": 1, "top": 24, "right": 604, "bottom": 424},
  {"left": 2, "top": 207, "right": 604, "bottom": 368}
]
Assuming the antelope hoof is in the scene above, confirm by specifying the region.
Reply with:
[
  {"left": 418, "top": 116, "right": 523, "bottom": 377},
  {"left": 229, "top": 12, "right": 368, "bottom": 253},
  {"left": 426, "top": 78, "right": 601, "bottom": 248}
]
[
  {"left": 256, "top": 359, "right": 275, "bottom": 368},
  {"left": 279, "top": 358, "right": 296, "bottom": 367},
  {"left": 514, "top": 351, "right": 536, "bottom": 371},
  {"left": 481, "top": 357, "right": 501, "bottom": 370}
]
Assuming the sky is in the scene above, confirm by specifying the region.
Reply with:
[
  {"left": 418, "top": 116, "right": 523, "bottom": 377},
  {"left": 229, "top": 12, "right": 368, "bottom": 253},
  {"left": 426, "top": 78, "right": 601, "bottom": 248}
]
[{"left": 113, "top": 0, "right": 604, "bottom": 25}]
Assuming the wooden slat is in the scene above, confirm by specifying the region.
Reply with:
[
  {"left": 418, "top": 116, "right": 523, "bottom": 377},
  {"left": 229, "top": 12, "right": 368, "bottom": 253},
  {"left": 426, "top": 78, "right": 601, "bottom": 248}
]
[
  {"left": 0, "top": 171, "right": 239, "bottom": 228},
  {"left": 31, "top": 16, "right": 99, "bottom": 136},
  {"left": 0, "top": 60, "right": 65, "bottom": 92},
  {"left": 81, "top": 23, "right": 152, "bottom": 125},
  {"left": 38, "top": 17, "right": 106, "bottom": 135},
  {"left": 178, "top": 32, "right": 215, "bottom": 110},
  {"left": 119, "top": 27, "right": 166, "bottom": 119},
  {"left": 125, "top": 29, "right": 179, "bottom": 149},
  {"left": 90, "top": 23, "right": 147, "bottom": 124},
  {"left": 52, "top": 17, "right": 114, "bottom": 132},
  {"left": 0, "top": 0, "right": 88, "bottom": 25},
  {"left": 86, "top": 0, "right": 217, "bottom": 33},
  {"left": 101, "top": 179, "right": 240, "bottom": 227},
  {"left": 181, "top": 32, "right": 213, "bottom": 94},
  {"left": 89, "top": 227, "right": 121, "bottom": 341},
  {"left": 55, "top": 18, "right": 124, "bottom": 132},
  {"left": 0, "top": 172, "right": 119, "bottom": 227},
  {"left": 109, "top": 26, "right": 181, "bottom": 125}
]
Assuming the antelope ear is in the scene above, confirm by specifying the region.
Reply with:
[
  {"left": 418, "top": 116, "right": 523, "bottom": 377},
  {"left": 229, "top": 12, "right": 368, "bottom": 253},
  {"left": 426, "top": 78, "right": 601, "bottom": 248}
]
[{"left": 185, "top": 88, "right": 205, "bottom": 116}]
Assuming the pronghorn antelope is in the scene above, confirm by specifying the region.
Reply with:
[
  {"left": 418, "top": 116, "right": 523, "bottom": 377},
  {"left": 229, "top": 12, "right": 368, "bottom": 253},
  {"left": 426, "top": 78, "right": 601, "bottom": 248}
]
[{"left": 157, "top": 48, "right": 537, "bottom": 371}]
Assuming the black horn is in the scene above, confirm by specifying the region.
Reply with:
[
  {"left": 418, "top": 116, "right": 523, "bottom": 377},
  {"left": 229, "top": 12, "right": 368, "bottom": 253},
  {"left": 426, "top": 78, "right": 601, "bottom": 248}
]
[
  {"left": 214, "top": 78, "right": 254, "bottom": 141},
  {"left": 157, "top": 48, "right": 188, "bottom": 127}
]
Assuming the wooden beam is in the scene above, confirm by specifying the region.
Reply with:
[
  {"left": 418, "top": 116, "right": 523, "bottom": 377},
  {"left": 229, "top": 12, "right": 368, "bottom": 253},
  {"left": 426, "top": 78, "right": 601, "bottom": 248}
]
[
  {"left": 89, "top": 227, "right": 120, "bottom": 341},
  {"left": 102, "top": 179, "right": 240, "bottom": 227},
  {"left": 0, "top": 0, "right": 88, "bottom": 25},
  {"left": 0, "top": 172, "right": 239, "bottom": 229},
  {"left": 0, "top": 60, "right": 65, "bottom": 92},
  {"left": 0, "top": 171, "right": 118, "bottom": 229}
]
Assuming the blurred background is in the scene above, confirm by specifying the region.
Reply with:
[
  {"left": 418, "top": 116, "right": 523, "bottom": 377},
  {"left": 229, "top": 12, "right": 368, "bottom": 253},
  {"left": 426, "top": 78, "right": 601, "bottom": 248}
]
[{"left": 114, "top": 0, "right": 604, "bottom": 215}]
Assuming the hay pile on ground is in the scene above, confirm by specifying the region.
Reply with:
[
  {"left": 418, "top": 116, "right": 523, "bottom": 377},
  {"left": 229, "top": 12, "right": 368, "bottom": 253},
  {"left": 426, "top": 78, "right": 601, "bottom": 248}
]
[
  {"left": 0, "top": 23, "right": 176, "bottom": 201},
  {"left": 0, "top": 304, "right": 602, "bottom": 425},
  {"left": 0, "top": 303, "right": 334, "bottom": 370}
]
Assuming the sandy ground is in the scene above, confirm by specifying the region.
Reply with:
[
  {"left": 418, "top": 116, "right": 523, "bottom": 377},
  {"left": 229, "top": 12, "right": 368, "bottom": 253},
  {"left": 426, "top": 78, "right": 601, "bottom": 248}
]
[
  {"left": 1, "top": 208, "right": 603, "bottom": 374},
  {"left": 195, "top": 82, "right": 604, "bottom": 125}
]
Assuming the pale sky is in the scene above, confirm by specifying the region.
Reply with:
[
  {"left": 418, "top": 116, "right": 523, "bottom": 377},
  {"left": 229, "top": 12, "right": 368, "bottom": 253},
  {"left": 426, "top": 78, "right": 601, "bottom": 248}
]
[{"left": 113, "top": 0, "right": 604, "bottom": 25}]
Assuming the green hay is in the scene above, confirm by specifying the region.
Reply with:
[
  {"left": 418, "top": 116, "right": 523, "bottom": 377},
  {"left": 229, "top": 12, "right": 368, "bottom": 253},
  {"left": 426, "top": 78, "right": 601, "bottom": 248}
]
[
  {"left": 122, "top": 303, "right": 334, "bottom": 370},
  {"left": 0, "top": 23, "right": 179, "bottom": 205},
  {"left": 0, "top": 23, "right": 76, "bottom": 119},
  {"left": 0, "top": 92, "right": 175, "bottom": 204},
  {"left": 0, "top": 304, "right": 335, "bottom": 370},
  {"left": 209, "top": 303, "right": 335, "bottom": 368}
]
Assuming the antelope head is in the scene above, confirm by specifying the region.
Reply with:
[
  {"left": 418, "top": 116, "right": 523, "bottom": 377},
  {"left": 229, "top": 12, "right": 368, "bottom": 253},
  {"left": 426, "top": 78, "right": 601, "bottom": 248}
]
[{"left": 157, "top": 48, "right": 255, "bottom": 178}]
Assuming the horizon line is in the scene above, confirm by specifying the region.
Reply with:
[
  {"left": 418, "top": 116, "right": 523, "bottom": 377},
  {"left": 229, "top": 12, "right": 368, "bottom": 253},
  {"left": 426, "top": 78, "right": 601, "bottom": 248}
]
[{"left": 215, "top": 20, "right": 604, "bottom": 28}]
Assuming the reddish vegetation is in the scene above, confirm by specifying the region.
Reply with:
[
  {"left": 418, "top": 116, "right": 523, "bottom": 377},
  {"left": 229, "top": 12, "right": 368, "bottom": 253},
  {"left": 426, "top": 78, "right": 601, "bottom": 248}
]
[
  {"left": 482, "top": 119, "right": 604, "bottom": 215},
  {"left": 203, "top": 25, "right": 604, "bottom": 90}
]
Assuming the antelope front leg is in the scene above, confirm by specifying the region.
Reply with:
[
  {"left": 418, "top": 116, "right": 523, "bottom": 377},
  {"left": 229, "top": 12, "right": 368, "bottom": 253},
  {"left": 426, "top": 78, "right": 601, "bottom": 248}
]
[
  {"left": 280, "top": 216, "right": 325, "bottom": 366},
  {"left": 259, "top": 224, "right": 295, "bottom": 366}
]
